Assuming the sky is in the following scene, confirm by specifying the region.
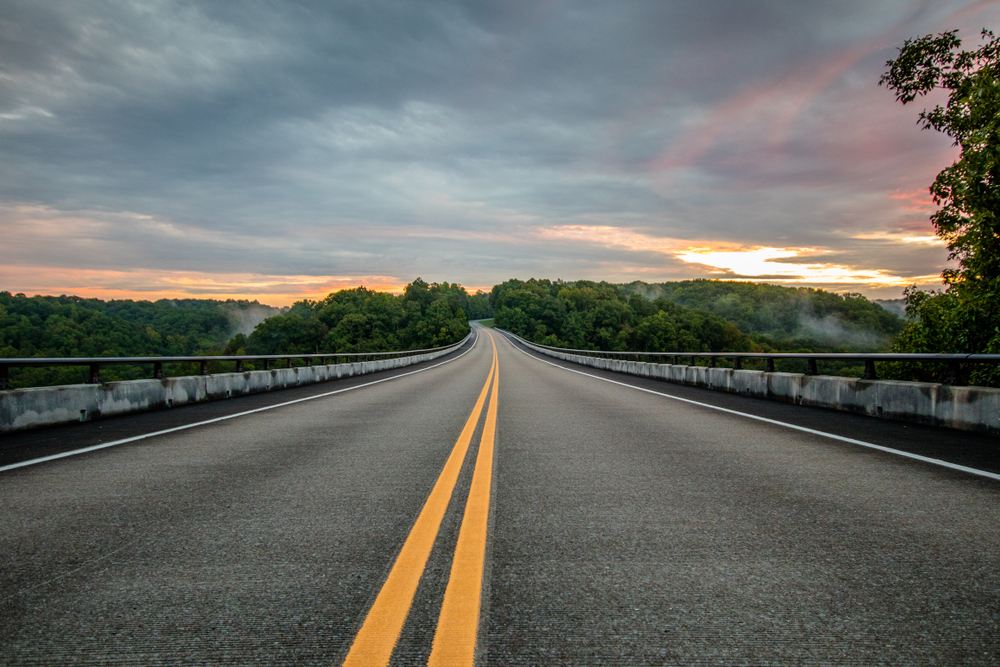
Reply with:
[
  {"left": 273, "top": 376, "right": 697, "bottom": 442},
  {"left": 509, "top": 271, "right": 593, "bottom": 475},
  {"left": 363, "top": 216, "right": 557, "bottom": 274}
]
[{"left": 3, "top": 0, "right": 999, "bottom": 306}]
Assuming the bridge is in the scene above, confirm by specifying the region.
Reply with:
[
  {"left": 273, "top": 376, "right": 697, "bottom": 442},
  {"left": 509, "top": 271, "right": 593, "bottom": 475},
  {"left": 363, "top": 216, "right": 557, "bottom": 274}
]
[{"left": 2, "top": 325, "right": 999, "bottom": 664}]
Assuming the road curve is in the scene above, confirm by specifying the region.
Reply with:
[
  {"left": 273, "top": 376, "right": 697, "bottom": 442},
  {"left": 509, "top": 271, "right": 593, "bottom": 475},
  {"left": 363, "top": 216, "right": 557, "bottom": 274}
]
[{"left": 1, "top": 326, "right": 999, "bottom": 665}]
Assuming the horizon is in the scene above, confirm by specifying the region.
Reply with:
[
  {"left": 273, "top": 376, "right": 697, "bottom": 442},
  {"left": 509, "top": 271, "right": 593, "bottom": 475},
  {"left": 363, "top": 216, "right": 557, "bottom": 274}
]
[{"left": 2, "top": 275, "right": 910, "bottom": 310}]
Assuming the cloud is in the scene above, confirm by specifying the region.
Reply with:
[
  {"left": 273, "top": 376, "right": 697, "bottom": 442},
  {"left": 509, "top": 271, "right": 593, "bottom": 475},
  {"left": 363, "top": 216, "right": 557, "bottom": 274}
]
[{"left": 1, "top": 0, "right": 997, "bottom": 304}]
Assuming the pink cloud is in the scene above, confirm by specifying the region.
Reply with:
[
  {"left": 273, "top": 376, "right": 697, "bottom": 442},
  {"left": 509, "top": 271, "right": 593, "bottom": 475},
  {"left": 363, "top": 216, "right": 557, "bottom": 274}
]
[{"left": 648, "top": 40, "right": 878, "bottom": 174}]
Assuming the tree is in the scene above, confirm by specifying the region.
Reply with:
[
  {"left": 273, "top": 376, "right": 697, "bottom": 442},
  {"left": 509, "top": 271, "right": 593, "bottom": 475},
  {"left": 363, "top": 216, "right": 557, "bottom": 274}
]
[
  {"left": 880, "top": 29, "right": 1000, "bottom": 384},
  {"left": 881, "top": 29, "right": 1000, "bottom": 285}
]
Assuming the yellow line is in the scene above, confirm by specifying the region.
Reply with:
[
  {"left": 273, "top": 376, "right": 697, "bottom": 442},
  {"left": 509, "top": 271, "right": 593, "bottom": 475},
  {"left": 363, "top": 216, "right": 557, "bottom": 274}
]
[
  {"left": 342, "top": 342, "right": 497, "bottom": 667},
  {"left": 428, "top": 332, "right": 499, "bottom": 666}
]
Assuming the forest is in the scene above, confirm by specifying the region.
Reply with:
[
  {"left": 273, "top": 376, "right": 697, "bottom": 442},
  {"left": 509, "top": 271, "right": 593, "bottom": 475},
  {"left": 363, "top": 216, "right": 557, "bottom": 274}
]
[
  {"left": 0, "top": 280, "right": 489, "bottom": 388},
  {"left": 490, "top": 278, "right": 908, "bottom": 377},
  {"left": 224, "top": 279, "right": 489, "bottom": 357},
  {"left": 0, "top": 270, "right": 989, "bottom": 387},
  {"left": 0, "top": 292, "right": 283, "bottom": 387},
  {"left": 620, "top": 280, "right": 905, "bottom": 351}
]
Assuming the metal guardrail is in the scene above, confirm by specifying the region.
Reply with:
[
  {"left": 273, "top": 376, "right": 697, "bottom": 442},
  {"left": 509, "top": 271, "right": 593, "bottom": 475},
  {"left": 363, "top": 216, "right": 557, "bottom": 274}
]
[
  {"left": 0, "top": 334, "right": 472, "bottom": 391},
  {"left": 501, "top": 330, "right": 1000, "bottom": 386}
]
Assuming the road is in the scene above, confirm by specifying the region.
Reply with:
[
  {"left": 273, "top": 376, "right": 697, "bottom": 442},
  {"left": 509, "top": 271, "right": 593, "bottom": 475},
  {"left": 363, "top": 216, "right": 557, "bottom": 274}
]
[{"left": 2, "top": 326, "right": 999, "bottom": 665}]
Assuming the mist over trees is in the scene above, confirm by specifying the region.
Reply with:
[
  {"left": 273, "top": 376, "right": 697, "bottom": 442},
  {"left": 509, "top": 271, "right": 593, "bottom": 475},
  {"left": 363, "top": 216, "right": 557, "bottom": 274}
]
[
  {"left": 0, "top": 280, "right": 488, "bottom": 388},
  {"left": 490, "top": 278, "right": 911, "bottom": 378},
  {"left": 620, "top": 280, "right": 905, "bottom": 352},
  {"left": 0, "top": 292, "right": 282, "bottom": 386},
  {"left": 491, "top": 279, "right": 755, "bottom": 353}
]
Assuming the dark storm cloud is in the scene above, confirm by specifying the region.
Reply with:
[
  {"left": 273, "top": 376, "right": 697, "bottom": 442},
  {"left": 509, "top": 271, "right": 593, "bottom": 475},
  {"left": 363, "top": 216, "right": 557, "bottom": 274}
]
[{"left": 1, "top": 0, "right": 996, "bottom": 301}]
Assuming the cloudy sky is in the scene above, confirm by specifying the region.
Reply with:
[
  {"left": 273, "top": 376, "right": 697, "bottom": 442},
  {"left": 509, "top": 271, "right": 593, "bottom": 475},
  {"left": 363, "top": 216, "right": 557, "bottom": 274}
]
[{"left": 3, "top": 0, "right": 999, "bottom": 305}]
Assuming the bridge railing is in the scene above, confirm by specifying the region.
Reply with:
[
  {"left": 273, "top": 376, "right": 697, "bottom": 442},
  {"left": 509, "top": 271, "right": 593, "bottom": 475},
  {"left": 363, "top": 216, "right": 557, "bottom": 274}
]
[
  {"left": 501, "top": 331, "right": 1000, "bottom": 386},
  {"left": 0, "top": 334, "right": 472, "bottom": 391}
]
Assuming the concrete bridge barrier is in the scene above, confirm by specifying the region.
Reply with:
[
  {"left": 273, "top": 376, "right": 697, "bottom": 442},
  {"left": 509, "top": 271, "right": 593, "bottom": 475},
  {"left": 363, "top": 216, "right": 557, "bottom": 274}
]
[
  {"left": 513, "top": 336, "right": 1000, "bottom": 436},
  {"left": 0, "top": 341, "right": 466, "bottom": 434}
]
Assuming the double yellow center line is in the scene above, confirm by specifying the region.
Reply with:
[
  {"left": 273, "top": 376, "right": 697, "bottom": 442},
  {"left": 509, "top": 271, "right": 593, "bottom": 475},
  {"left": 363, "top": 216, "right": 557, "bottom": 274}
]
[{"left": 343, "top": 331, "right": 499, "bottom": 666}]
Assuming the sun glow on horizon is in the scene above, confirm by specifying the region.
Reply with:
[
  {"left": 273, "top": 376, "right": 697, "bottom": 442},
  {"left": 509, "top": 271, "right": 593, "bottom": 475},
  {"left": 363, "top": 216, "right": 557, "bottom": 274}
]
[
  {"left": 674, "top": 246, "right": 918, "bottom": 286},
  {"left": 0, "top": 267, "right": 409, "bottom": 307},
  {"left": 540, "top": 224, "right": 943, "bottom": 290}
]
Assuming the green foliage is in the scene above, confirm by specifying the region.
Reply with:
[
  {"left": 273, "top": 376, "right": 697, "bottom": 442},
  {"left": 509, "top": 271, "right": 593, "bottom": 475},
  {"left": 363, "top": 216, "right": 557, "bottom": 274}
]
[
  {"left": 238, "top": 279, "right": 473, "bottom": 356},
  {"left": 879, "top": 29, "right": 1000, "bottom": 385},
  {"left": 0, "top": 292, "right": 281, "bottom": 387},
  {"left": 621, "top": 280, "right": 905, "bottom": 352},
  {"left": 464, "top": 291, "right": 494, "bottom": 320},
  {"left": 882, "top": 283, "right": 1000, "bottom": 386},
  {"left": 492, "top": 279, "right": 905, "bottom": 377},
  {"left": 880, "top": 29, "right": 1000, "bottom": 286},
  {"left": 490, "top": 278, "right": 756, "bottom": 354}
]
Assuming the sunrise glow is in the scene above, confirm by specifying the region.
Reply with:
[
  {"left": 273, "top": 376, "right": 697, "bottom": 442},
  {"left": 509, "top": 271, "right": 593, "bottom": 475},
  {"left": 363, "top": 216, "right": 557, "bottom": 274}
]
[
  {"left": 674, "top": 246, "right": 939, "bottom": 287},
  {"left": 0, "top": 267, "right": 408, "bottom": 307}
]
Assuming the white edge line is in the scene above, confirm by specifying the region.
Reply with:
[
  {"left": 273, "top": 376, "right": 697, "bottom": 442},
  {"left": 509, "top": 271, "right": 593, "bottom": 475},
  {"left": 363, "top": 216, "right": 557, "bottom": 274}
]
[
  {"left": 1, "top": 331, "right": 480, "bottom": 473},
  {"left": 499, "top": 332, "right": 1000, "bottom": 483}
]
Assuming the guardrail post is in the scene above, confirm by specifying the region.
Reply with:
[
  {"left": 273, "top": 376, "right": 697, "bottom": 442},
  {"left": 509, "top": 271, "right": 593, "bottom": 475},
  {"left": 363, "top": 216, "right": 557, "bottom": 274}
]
[
  {"left": 733, "top": 357, "right": 742, "bottom": 370},
  {"left": 154, "top": 362, "right": 164, "bottom": 379},
  {"left": 88, "top": 364, "right": 101, "bottom": 384},
  {"left": 264, "top": 359, "right": 270, "bottom": 371},
  {"left": 306, "top": 357, "right": 312, "bottom": 367},
  {"left": 0, "top": 364, "right": 10, "bottom": 390},
  {"left": 944, "top": 361, "right": 963, "bottom": 386},
  {"left": 236, "top": 360, "right": 244, "bottom": 372},
  {"left": 806, "top": 359, "right": 817, "bottom": 376},
  {"left": 200, "top": 360, "right": 209, "bottom": 376},
  {"left": 766, "top": 358, "right": 775, "bottom": 373},
  {"left": 709, "top": 356, "right": 716, "bottom": 368},
  {"left": 862, "top": 360, "right": 877, "bottom": 380}
]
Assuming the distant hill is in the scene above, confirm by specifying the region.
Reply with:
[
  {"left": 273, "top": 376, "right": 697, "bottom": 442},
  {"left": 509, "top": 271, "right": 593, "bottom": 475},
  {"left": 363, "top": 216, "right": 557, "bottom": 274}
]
[
  {"left": 618, "top": 280, "right": 906, "bottom": 352},
  {"left": 0, "top": 292, "right": 283, "bottom": 386}
]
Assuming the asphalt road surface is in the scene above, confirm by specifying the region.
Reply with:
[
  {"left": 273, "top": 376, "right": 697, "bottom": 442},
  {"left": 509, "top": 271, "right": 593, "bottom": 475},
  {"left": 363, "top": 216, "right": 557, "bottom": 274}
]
[{"left": 2, "top": 326, "right": 999, "bottom": 665}]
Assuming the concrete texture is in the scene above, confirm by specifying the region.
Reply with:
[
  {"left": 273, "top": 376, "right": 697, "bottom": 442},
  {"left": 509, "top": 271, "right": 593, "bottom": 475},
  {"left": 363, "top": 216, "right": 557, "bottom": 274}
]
[
  {"left": 512, "top": 334, "right": 1000, "bottom": 436},
  {"left": 0, "top": 335, "right": 469, "bottom": 434}
]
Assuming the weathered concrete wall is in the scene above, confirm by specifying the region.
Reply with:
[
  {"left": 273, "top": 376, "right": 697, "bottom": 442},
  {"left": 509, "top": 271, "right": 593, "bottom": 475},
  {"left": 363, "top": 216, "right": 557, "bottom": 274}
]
[
  {"left": 0, "top": 339, "right": 468, "bottom": 434},
  {"left": 517, "top": 338, "right": 1000, "bottom": 436}
]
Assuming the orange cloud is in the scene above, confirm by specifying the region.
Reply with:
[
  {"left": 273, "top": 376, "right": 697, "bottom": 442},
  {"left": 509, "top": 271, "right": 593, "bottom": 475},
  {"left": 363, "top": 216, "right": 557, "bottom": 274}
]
[
  {"left": 536, "top": 224, "right": 945, "bottom": 291},
  {"left": 0, "top": 267, "right": 408, "bottom": 307},
  {"left": 674, "top": 246, "right": 936, "bottom": 287}
]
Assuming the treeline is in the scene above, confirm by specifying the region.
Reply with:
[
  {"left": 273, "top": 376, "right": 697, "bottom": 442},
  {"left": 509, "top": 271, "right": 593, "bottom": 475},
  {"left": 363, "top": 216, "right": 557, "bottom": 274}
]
[
  {"left": 0, "top": 292, "right": 282, "bottom": 386},
  {"left": 491, "top": 278, "right": 907, "bottom": 377},
  {"left": 620, "top": 280, "right": 905, "bottom": 352},
  {"left": 492, "top": 279, "right": 755, "bottom": 352},
  {"left": 1, "top": 280, "right": 489, "bottom": 388},
  {"left": 225, "top": 279, "right": 486, "bottom": 355}
]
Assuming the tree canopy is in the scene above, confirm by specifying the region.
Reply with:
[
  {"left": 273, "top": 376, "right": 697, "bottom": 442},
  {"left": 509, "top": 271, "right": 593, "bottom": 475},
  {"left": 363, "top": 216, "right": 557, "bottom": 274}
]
[
  {"left": 880, "top": 29, "right": 1000, "bottom": 384},
  {"left": 620, "top": 280, "right": 903, "bottom": 352},
  {"left": 228, "top": 279, "right": 484, "bottom": 356},
  {"left": 0, "top": 281, "right": 488, "bottom": 388},
  {"left": 0, "top": 292, "right": 281, "bottom": 387},
  {"left": 491, "top": 279, "right": 756, "bottom": 353}
]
